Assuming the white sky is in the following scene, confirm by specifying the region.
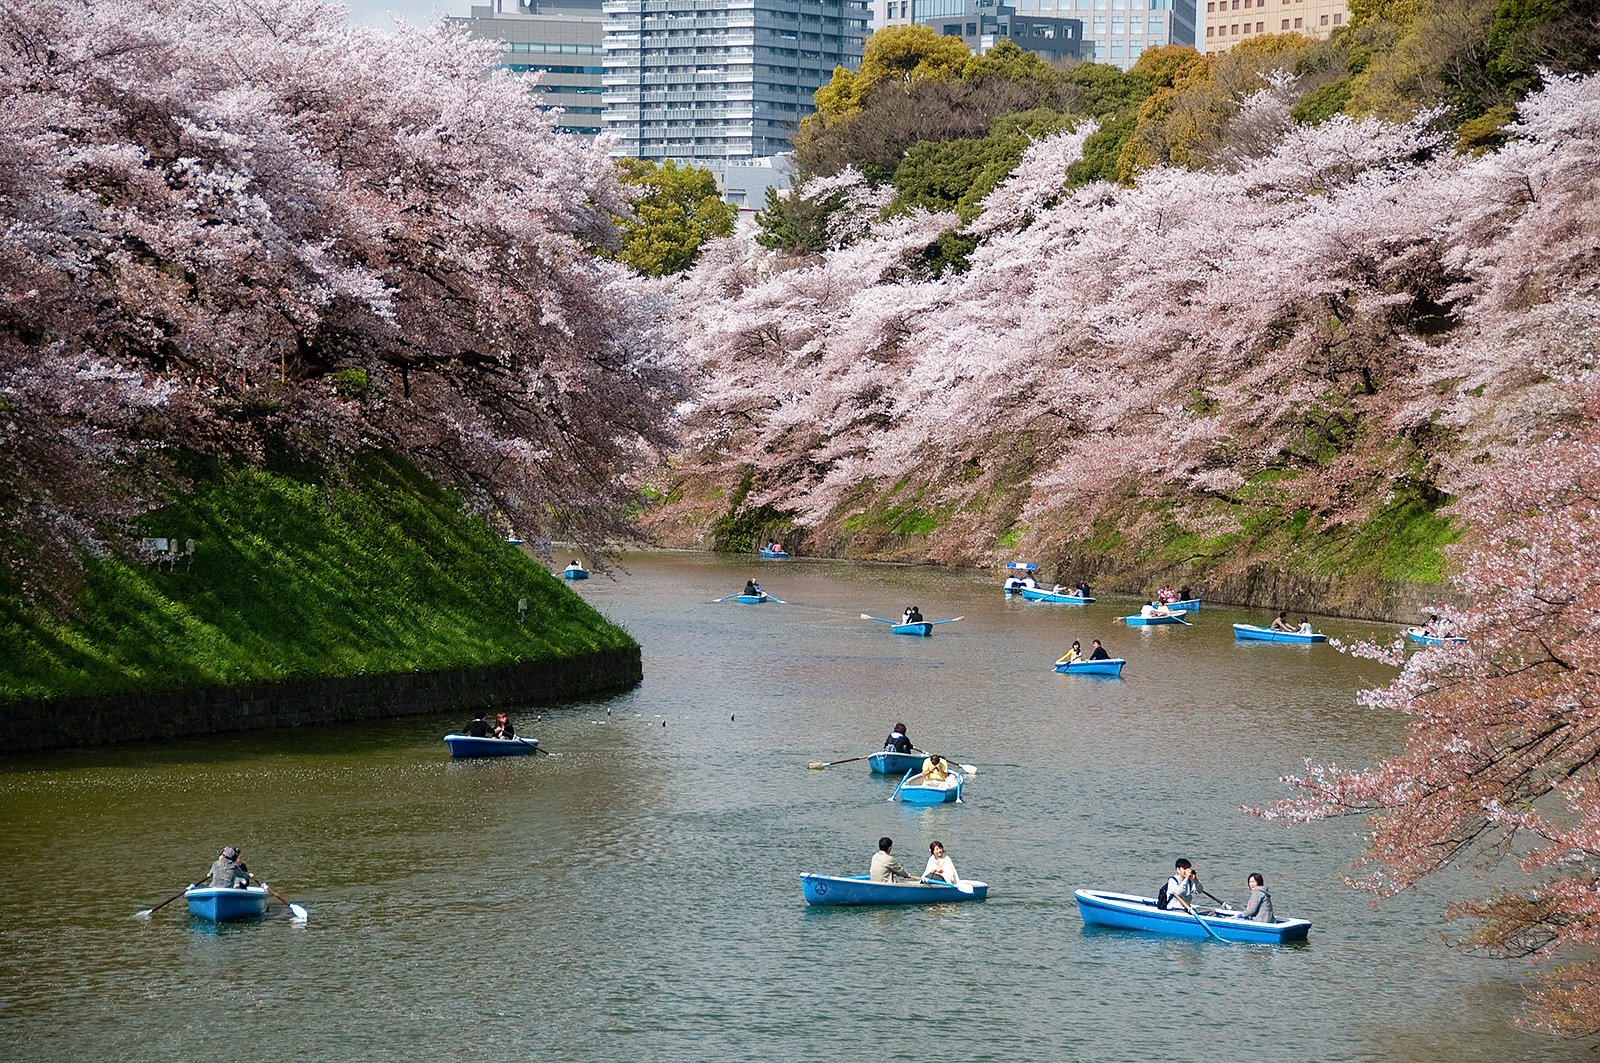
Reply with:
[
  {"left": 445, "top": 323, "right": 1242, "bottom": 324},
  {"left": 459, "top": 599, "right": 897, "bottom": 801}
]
[{"left": 340, "top": 0, "right": 475, "bottom": 31}]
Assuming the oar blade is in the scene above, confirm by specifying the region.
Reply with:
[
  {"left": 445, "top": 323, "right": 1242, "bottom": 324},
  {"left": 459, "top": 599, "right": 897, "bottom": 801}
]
[
  {"left": 289, "top": 903, "right": 309, "bottom": 922},
  {"left": 808, "top": 762, "right": 826, "bottom": 770}
]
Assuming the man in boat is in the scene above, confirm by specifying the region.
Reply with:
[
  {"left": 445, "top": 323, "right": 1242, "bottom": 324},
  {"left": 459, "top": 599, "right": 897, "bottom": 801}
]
[
  {"left": 743, "top": 578, "right": 762, "bottom": 597},
  {"left": 870, "top": 837, "right": 913, "bottom": 883},
  {"left": 1270, "top": 611, "right": 1295, "bottom": 632},
  {"left": 1075, "top": 580, "right": 1091, "bottom": 598},
  {"left": 1163, "top": 859, "right": 1223, "bottom": 911},
  {"left": 883, "top": 723, "right": 913, "bottom": 754},
  {"left": 922, "top": 754, "right": 951, "bottom": 783},
  {"left": 902, "top": 605, "right": 923, "bottom": 624},
  {"left": 207, "top": 846, "right": 250, "bottom": 889},
  {"left": 1088, "top": 639, "right": 1110, "bottom": 661},
  {"left": 465, "top": 711, "right": 490, "bottom": 738}
]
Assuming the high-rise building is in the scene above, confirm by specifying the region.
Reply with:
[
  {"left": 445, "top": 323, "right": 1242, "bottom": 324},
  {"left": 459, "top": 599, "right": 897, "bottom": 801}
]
[
  {"left": 601, "top": 0, "right": 870, "bottom": 163},
  {"left": 1199, "top": 0, "right": 1349, "bottom": 52},
  {"left": 906, "top": 0, "right": 1192, "bottom": 70},
  {"left": 453, "top": 0, "right": 607, "bottom": 138}
]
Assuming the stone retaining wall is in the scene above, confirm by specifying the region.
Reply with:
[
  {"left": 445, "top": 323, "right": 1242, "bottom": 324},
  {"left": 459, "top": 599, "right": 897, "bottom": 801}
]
[{"left": 0, "top": 646, "right": 641, "bottom": 753}]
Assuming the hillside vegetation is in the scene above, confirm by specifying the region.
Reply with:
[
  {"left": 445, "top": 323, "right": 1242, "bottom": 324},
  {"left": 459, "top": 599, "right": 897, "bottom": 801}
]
[
  {"left": 643, "top": 9, "right": 1600, "bottom": 611},
  {"left": 0, "top": 450, "right": 633, "bottom": 706}
]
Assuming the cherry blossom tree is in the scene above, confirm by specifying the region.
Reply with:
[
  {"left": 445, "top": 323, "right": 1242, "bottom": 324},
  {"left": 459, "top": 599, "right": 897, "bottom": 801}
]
[{"left": 0, "top": 0, "right": 681, "bottom": 594}]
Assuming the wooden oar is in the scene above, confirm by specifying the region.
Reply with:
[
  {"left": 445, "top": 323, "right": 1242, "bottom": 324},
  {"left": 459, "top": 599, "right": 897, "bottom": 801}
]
[
  {"left": 515, "top": 736, "right": 551, "bottom": 755},
  {"left": 808, "top": 753, "right": 872, "bottom": 770},
  {"left": 251, "top": 877, "right": 308, "bottom": 922},
  {"left": 135, "top": 881, "right": 201, "bottom": 918},
  {"left": 928, "top": 616, "right": 964, "bottom": 626},
  {"left": 860, "top": 614, "right": 895, "bottom": 624},
  {"left": 710, "top": 593, "right": 740, "bottom": 603},
  {"left": 762, "top": 593, "right": 787, "bottom": 605}
]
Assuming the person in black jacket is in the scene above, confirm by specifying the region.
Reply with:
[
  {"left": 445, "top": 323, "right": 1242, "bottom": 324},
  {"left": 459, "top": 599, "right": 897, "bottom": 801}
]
[{"left": 883, "top": 722, "right": 913, "bottom": 754}]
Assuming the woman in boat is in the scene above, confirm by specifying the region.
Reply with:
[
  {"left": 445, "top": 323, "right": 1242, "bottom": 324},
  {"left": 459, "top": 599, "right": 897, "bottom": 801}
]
[
  {"left": 1088, "top": 639, "right": 1110, "bottom": 661},
  {"left": 1296, "top": 618, "right": 1313, "bottom": 635},
  {"left": 883, "top": 722, "right": 913, "bottom": 754},
  {"left": 207, "top": 846, "right": 250, "bottom": 889},
  {"left": 1240, "top": 872, "right": 1275, "bottom": 922},
  {"left": 922, "top": 840, "right": 960, "bottom": 885},
  {"left": 922, "top": 754, "right": 951, "bottom": 783},
  {"left": 1075, "top": 580, "right": 1091, "bottom": 598},
  {"left": 1060, "top": 640, "right": 1083, "bottom": 664},
  {"left": 1270, "top": 611, "right": 1295, "bottom": 632},
  {"left": 1157, "top": 586, "right": 1176, "bottom": 604},
  {"left": 902, "top": 605, "right": 923, "bottom": 624},
  {"left": 742, "top": 578, "right": 761, "bottom": 597},
  {"left": 493, "top": 712, "right": 515, "bottom": 740}
]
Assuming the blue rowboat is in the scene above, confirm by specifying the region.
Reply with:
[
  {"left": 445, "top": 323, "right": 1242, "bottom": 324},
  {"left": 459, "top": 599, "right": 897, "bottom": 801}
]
[
  {"left": 896, "top": 769, "right": 963, "bottom": 804},
  {"left": 1055, "top": 657, "right": 1126, "bottom": 677},
  {"left": 891, "top": 621, "right": 933, "bottom": 636},
  {"left": 801, "top": 873, "right": 989, "bottom": 906},
  {"left": 736, "top": 593, "right": 771, "bottom": 604},
  {"left": 1122, "top": 613, "right": 1186, "bottom": 626},
  {"left": 444, "top": 734, "right": 540, "bottom": 758},
  {"left": 1163, "top": 598, "right": 1201, "bottom": 612},
  {"left": 1233, "top": 623, "right": 1326, "bottom": 643},
  {"left": 1405, "top": 627, "right": 1466, "bottom": 646},
  {"left": 1074, "top": 889, "right": 1311, "bottom": 943},
  {"left": 869, "top": 751, "right": 924, "bottom": 775},
  {"left": 561, "top": 567, "right": 589, "bottom": 581},
  {"left": 758, "top": 548, "right": 790, "bottom": 559},
  {"left": 1019, "top": 587, "right": 1095, "bottom": 604},
  {"left": 185, "top": 886, "right": 270, "bottom": 922}
]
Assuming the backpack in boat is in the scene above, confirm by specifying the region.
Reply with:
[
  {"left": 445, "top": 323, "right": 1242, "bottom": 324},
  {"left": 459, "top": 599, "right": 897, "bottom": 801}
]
[{"left": 1155, "top": 883, "right": 1168, "bottom": 909}]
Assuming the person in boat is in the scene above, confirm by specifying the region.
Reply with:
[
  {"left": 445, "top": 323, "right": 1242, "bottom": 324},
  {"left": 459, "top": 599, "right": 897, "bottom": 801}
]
[
  {"left": 1003, "top": 575, "right": 1021, "bottom": 592},
  {"left": 564, "top": 560, "right": 583, "bottom": 572},
  {"left": 207, "top": 846, "right": 251, "bottom": 889},
  {"left": 1157, "top": 586, "right": 1177, "bottom": 604},
  {"left": 743, "top": 579, "right": 762, "bottom": 597},
  {"left": 902, "top": 605, "right": 923, "bottom": 624},
  {"left": 1269, "top": 611, "right": 1295, "bottom": 632},
  {"left": 771, "top": 541, "right": 783, "bottom": 553},
  {"left": 1297, "top": 618, "right": 1313, "bottom": 635},
  {"left": 1240, "top": 872, "right": 1275, "bottom": 922},
  {"left": 1060, "top": 639, "right": 1083, "bottom": 664},
  {"left": 922, "top": 754, "right": 952, "bottom": 783},
  {"left": 493, "top": 711, "right": 515, "bottom": 740},
  {"left": 1139, "top": 601, "right": 1156, "bottom": 618},
  {"left": 870, "top": 837, "right": 913, "bottom": 883},
  {"left": 1089, "top": 639, "right": 1110, "bottom": 660},
  {"left": 1051, "top": 583, "right": 1065, "bottom": 595},
  {"left": 922, "top": 840, "right": 960, "bottom": 885},
  {"left": 1162, "top": 858, "right": 1224, "bottom": 911},
  {"left": 1178, "top": 586, "right": 1192, "bottom": 601},
  {"left": 465, "top": 710, "right": 491, "bottom": 738},
  {"left": 883, "top": 722, "right": 913, "bottom": 754},
  {"left": 1075, "top": 580, "right": 1091, "bottom": 598}
]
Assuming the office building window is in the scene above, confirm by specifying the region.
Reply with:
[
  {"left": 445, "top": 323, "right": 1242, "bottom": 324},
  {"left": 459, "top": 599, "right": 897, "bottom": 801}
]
[
  {"left": 1255, "top": 20, "right": 1262, "bottom": 30},
  {"left": 1333, "top": 11, "right": 1341, "bottom": 23},
  {"left": 1294, "top": 16, "right": 1302, "bottom": 26},
  {"left": 1205, "top": 24, "right": 1213, "bottom": 35},
  {"left": 1111, "top": 16, "right": 1124, "bottom": 32},
  {"left": 1280, "top": 17, "right": 1288, "bottom": 27},
  {"left": 1129, "top": 15, "right": 1143, "bottom": 30},
  {"left": 1320, "top": 13, "right": 1329, "bottom": 24},
  {"left": 1110, "top": 38, "right": 1124, "bottom": 55},
  {"left": 1230, "top": 21, "right": 1239, "bottom": 32},
  {"left": 1092, "top": 16, "right": 1105, "bottom": 31}
]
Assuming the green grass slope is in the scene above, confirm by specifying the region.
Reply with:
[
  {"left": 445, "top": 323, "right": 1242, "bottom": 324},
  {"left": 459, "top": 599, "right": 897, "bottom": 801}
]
[{"left": 0, "top": 450, "right": 633, "bottom": 705}]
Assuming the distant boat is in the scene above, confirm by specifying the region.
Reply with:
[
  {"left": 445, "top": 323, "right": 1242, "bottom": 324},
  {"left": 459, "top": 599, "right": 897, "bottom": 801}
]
[
  {"left": 1019, "top": 586, "right": 1094, "bottom": 604},
  {"left": 737, "top": 593, "right": 771, "bottom": 604},
  {"left": 895, "top": 769, "right": 963, "bottom": 804},
  {"left": 1074, "top": 888, "right": 1311, "bottom": 943},
  {"left": 801, "top": 873, "right": 988, "bottom": 906},
  {"left": 758, "top": 547, "right": 790, "bottom": 559},
  {"left": 1001, "top": 562, "right": 1037, "bottom": 594},
  {"left": 1232, "top": 623, "right": 1326, "bottom": 643},
  {"left": 561, "top": 565, "right": 589, "bottom": 581},
  {"left": 444, "top": 734, "right": 541, "bottom": 758},
  {"left": 185, "top": 886, "right": 270, "bottom": 922},
  {"left": 863, "top": 614, "right": 963, "bottom": 636},
  {"left": 1405, "top": 627, "right": 1466, "bottom": 646},
  {"left": 1122, "top": 612, "right": 1186, "bottom": 626},
  {"left": 1163, "top": 598, "right": 1201, "bottom": 612},
  {"left": 1055, "top": 657, "right": 1125, "bottom": 677},
  {"left": 869, "top": 750, "right": 924, "bottom": 775}
]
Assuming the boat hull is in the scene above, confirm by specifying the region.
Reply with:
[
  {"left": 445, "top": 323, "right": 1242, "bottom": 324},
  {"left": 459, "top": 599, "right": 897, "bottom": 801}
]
[
  {"left": 1019, "top": 587, "right": 1094, "bottom": 604},
  {"left": 1405, "top": 627, "right": 1465, "bottom": 646},
  {"left": 897, "top": 770, "right": 962, "bottom": 804},
  {"left": 1232, "top": 624, "right": 1326, "bottom": 643},
  {"left": 1122, "top": 614, "right": 1184, "bottom": 626},
  {"left": 869, "top": 751, "right": 924, "bottom": 775},
  {"left": 757, "top": 549, "right": 790, "bottom": 559},
  {"left": 1163, "top": 598, "right": 1201, "bottom": 612},
  {"left": 891, "top": 622, "right": 933, "bottom": 636},
  {"left": 561, "top": 569, "right": 588, "bottom": 581},
  {"left": 1055, "top": 658, "right": 1126, "bottom": 676},
  {"left": 444, "top": 734, "right": 539, "bottom": 758},
  {"left": 802, "top": 873, "right": 988, "bottom": 905},
  {"left": 736, "top": 594, "right": 770, "bottom": 604},
  {"left": 185, "top": 886, "right": 270, "bottom": 922},
  {"left": 1074, "top": 889, "right": 1310, "bottom": 943}
]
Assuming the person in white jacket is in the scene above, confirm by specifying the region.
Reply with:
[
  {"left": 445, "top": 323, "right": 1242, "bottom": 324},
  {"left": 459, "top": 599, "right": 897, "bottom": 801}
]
[{"left": 922, "top": 840, "right": 959, "bottom": 885}]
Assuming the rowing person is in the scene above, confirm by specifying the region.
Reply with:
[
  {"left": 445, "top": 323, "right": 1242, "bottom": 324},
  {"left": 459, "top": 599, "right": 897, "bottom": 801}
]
[
  {"left": 871, "top": 837, "right": 913, "bottom": 883},
  {"left": 1270, "top": 611, "right": 1294, "bottom": 632},
  {"left": 743, "top": 578, "right": 762, "bottom": 597},
  {"left": 1058, "top": 640, "right": 1083, "bottom": 665},
  {"left": 206, "top": 846, "right": 251, "bottom": 889},
  {"left": 883, "top": 722, "right": 913, "bottom": 754}
]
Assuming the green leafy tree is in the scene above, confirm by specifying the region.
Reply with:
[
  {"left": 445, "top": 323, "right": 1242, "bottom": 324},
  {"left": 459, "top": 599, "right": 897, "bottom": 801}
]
[
  {"left": 891, "top": 109, "right": 1075, "bottom": 219},
  {"left": 754, "top": 182, "right": 841, "bottom": 255},
  {"left": 610, "top": 159, "right": 736, "bottom": 277}
]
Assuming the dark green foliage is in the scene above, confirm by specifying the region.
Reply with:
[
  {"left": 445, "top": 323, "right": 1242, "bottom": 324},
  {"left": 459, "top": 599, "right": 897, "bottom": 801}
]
[
  {"left": 1292, "top": 78, "right": 1357, "bottom": 125},
  {"left": 1067, "top": 113, "right": 1137, "bottom": 186},
  {"left": 1060, "top": 62, "right": 1154, "bottom": 119},
  {"left": 710, "top": 504, "right": 796, "bottom": 554},
  {"left": 755, "top": 183, "right": 840, "bottom": 254},
  {"left": 890, "top": 109, "right": 1076, "bottom": 219},
  {"left": 0, "top": 451, "right": 634, "bottom": 705}
]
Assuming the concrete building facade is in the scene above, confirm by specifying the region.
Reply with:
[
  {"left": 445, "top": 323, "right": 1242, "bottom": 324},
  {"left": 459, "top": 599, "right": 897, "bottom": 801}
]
[
  {"left": 885, "top": 0, "right": 1192, "bottom": 70},
  {"left": 922, "top": 1, "right": 1085, "bottom": 63},
  {"left": 1200, "top": 0, "right": 1349, "bottom": 52},
  {"left": 601, "top": 0, "right": 870, "bottom": 163},
  {"left": 454, "top": 0, "right": 608, "bottom": 138}
]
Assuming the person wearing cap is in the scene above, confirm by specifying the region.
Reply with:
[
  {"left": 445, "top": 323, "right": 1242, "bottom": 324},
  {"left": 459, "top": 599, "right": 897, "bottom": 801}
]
[{"left": 208, "top": 846, "right": 250, "bottom": 889}]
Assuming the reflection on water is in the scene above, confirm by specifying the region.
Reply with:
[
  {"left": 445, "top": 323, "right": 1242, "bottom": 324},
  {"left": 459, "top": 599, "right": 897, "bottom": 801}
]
[{"left": 0, "top": 552, "right": 1572, "bottom": 1061}]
